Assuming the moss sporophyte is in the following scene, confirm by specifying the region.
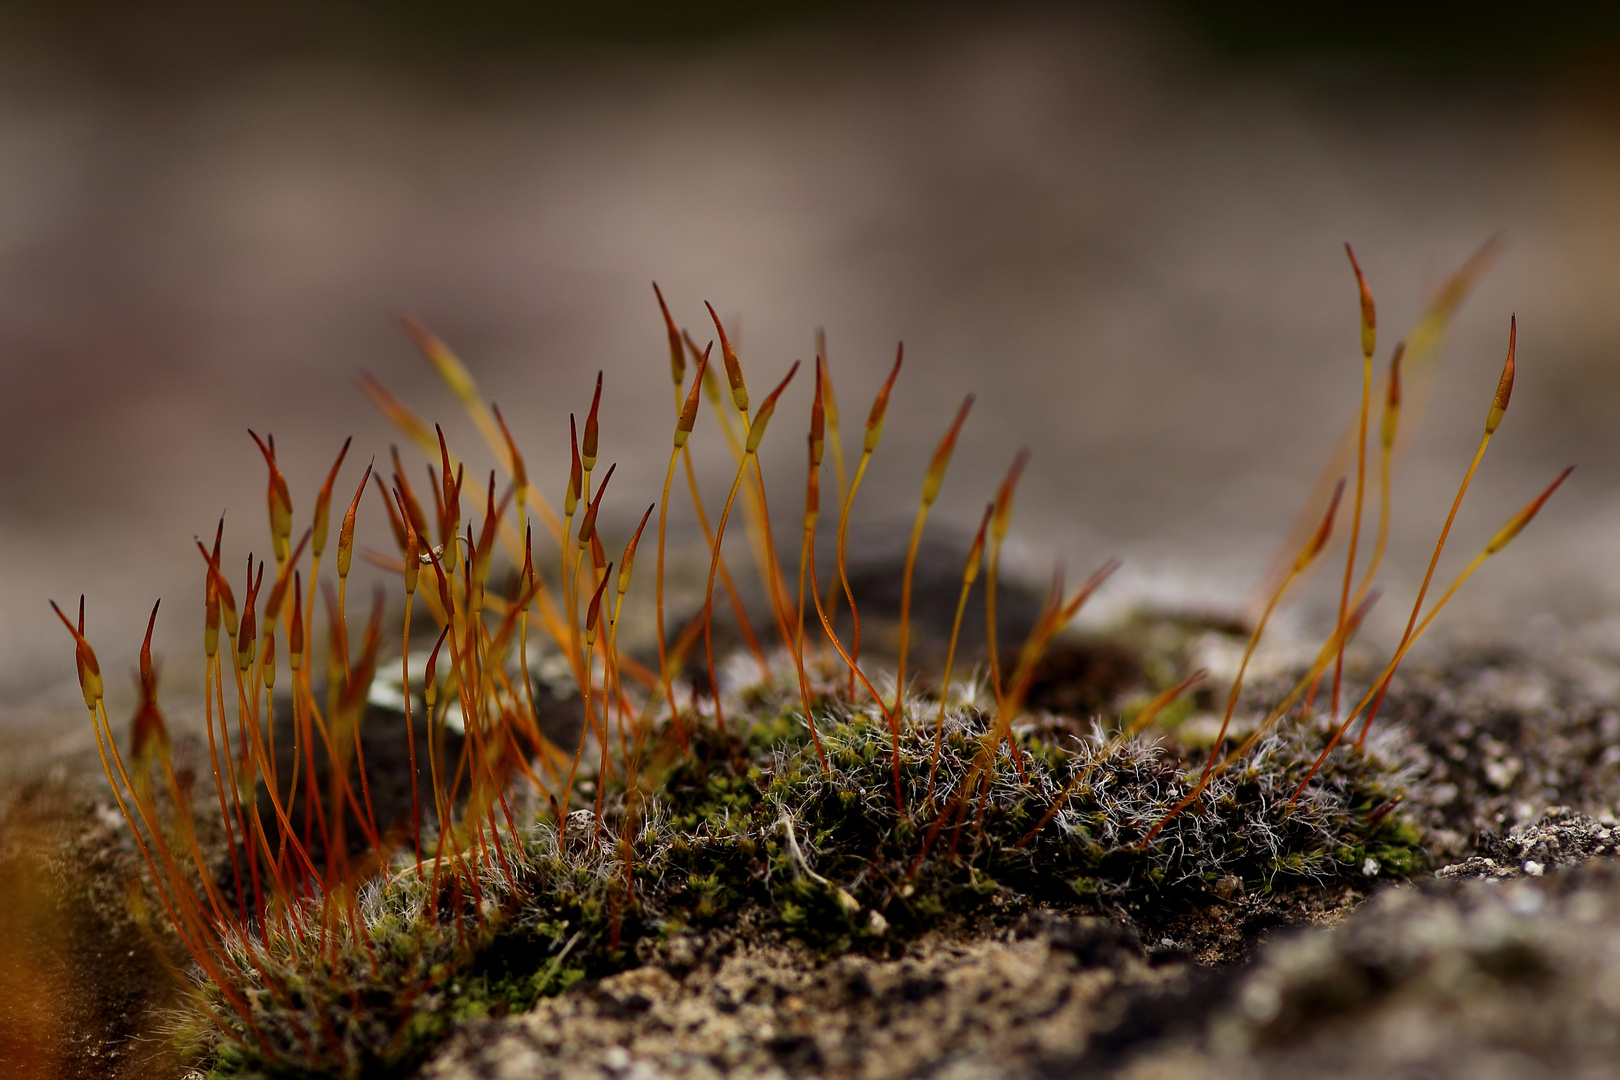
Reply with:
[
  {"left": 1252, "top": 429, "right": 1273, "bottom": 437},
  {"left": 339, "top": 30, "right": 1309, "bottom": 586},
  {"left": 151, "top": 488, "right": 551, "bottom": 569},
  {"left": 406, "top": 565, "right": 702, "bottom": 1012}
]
[{"left": 57, "top": 241, "right": 1567, "bottom": 1078}]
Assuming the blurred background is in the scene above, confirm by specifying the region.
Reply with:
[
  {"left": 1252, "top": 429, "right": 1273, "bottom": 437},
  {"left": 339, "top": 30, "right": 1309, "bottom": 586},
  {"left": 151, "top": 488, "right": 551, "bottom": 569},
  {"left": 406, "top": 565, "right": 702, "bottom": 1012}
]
[{"left": 4, "top": 0, "right": 1620, "bottom": 760}]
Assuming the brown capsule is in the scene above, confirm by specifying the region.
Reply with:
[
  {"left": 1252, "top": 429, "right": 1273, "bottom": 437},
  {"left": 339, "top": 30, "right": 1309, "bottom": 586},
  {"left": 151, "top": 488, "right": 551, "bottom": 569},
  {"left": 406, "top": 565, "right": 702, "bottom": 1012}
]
[
  {"left": 1486, "top": 466, "right": 1573, "bottom": 555},
  {"left": 582, "top": 371, "right": 603, "bottom": 471},
  {"left": 682, "top": 329, "right": 723, "bottom": 406},
  {"left": 237, "top": 560, "right": 264, "bottom": 672},
  {"left": 585, "top": 565, "right": 613, "bottom": 646},
  {"left": 394, "top": 488, "right": 420, "bottom": 595},
  {"left": 654, "top": 282, "right": 685, "bottom": 388},
  {"left": 746, "top": 362, "right": 800, "bottom": 454},
  {"left": 289, "top": 571, "right": 304, "bottom": 671},
  {"left": 131, "top": 602, "right": 168, "bottom": 762},
  {"left": 473, "top": 472, "right": 507, "bottom": 589},
  {"left": 1486, "top": 316, "right": 1516, "bottom": 435},
  {"left": 435, "top": 427, "right": 462, "bottom": 575},
  {"left": 435, "top": 426, "right": 459, "bottom": 520},
  {"left": 804, "top": 434, "right": 821, "bottom": 528},
  {"left": 338, "top": 460, "right": 374, "bottom": 580},
  {"left": 1381, "top": 342, "right": 1404, "bottom": 451},
  {"left": 205, "top": 564, "right": 220, "bottom": 659},
  {"left": 522, "top": 522, "right": 536, "bottom": 594},
  {"left": 566, "top": 414, "right": 582, "bottom": 517},
  {"left": 964, "top": 504, "right": 992, "bottom": 586},
  {"left": 249, "top": 430, "right": 293, "bottom": 562},
  {"left": 577, "top": 463, "right": 617, "bottom": 549},
  {"left": 1295, "top": 478, "right": 1347, "bottom": 572},
  {"left": 700, "top": 347, "right": 724, "bottom": 406},
  {"left": 618, "top": 503, "right": 655, "bottom": 598},
  {"left": 52, "top": 599, "right": 105, "bottom": 709},
  {"left": 425, "top": 545, "right": 455, "bottom": 624},
  {"left": 991, "top": 449, "right": 1031, "bottom": 543},
  {"left": 312, "top": 436, "right": 352, "bottom": 559},
  {"left": 261, "top": 529, "right": 311, "bottom": 627},
  {"left": 674, "top": 347, "right": 711, "bottom": 449},
  {"left": 76, "top": 597, "right": 105, "bottom": 706},
  {"left": 820, "top": 346, "right": 842, "bottom": 434},
  {"left": 705, "top": 301, "right": 749, "bottom": 413},
  {"left": 1346, "top": 243, "right": 1377, "bottom": 359},
  {"left": 922, "top": 395, "right": 974, "bottom": 507},
  {"left": 810, "top": 357, "right": 826, "bottom": 468},
  {"left": 197, "top": 531, "right": 240, "bottom": 640},
  {"left": 423, "top": 624, "right": 450, "bottom": 708},
  {"left": 261, "top": 629, "right": 276, "bottom": 690},
  {"left": 446, "top": 466, "right": 465, "bottom": 575},
  {"left": 863, "top": 345, "right": 904, "bottom": 454},
  {"left": 1058, "top": 559, "right": 1120, "bottom": 624},
  {"left": 137, "top": 600, "right": 160, "bottom": 702}
]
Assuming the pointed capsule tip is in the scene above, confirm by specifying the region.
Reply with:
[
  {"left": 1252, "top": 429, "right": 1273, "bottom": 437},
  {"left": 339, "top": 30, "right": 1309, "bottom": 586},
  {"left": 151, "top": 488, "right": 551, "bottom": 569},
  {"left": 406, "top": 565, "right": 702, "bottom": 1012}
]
[
  {"left": 1345, "top": 244, "right": 1376, "bottom": 355},
  {"left": 1485, "top": 465, "right": 1574, "bottom": 554},
  {"left": 1298, "top": 477, "right": 1346, "bottom": 569},
  {"left": 1486, "top": 317, "right": 1517, "bottom": 434}
]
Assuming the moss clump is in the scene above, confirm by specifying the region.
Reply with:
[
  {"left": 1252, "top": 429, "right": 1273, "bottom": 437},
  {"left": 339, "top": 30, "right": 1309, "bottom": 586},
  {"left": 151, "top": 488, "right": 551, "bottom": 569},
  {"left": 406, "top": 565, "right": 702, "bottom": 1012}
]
[
  {"left": 190, "top": 657, "right": 1419, "bottom": 1079},
  {"left": 638, "top": 676, "right": 1420, "bottom": 940}
]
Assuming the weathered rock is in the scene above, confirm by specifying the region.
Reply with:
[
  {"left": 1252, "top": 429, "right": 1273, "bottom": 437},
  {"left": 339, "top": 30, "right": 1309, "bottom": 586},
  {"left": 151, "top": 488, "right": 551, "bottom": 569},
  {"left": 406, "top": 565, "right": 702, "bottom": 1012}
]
[
  {"left": 1085, "top": 856, "right": 1620, "bottom": 1079},
  {"left": 423, "top": 916, "right": 1164, "bottom": 1080},
  {"left": 1437, "top": 805, "right": 1620, "bottom": 881}
]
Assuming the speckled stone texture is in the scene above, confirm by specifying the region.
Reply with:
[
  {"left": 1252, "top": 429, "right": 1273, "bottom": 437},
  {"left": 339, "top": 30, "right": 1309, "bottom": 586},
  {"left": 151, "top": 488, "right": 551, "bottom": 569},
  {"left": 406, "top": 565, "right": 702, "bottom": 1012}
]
[
  {"left": 422, "top": 917, "right": 1168, "bottom": 1080},
  {"left": 1081, "top": 853, "right": 1620, "bottom": 1080}
]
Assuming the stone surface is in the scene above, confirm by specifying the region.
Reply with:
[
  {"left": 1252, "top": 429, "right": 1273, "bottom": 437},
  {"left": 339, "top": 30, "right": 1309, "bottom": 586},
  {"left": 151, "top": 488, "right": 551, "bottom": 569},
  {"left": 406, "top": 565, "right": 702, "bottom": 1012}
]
[
  {"left": 423, "top": 917, "right": 1164, "bottom": 1080},
  {"left": 1092, "top": 856, "right": 1620, "bottom": 1080}
]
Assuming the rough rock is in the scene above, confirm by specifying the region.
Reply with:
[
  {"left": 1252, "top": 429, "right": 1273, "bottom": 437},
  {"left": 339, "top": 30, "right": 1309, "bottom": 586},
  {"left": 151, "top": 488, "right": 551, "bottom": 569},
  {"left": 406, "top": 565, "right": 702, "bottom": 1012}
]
[
  {"left": 423, "top": 916, "right": 1165, "bottom": 1080},
  {"left": 1436, "top": 805, "right": 1620, "bottom": 881},
  {"left": 1086, "top": 856, "right": 1620, "bottom": 1079}
]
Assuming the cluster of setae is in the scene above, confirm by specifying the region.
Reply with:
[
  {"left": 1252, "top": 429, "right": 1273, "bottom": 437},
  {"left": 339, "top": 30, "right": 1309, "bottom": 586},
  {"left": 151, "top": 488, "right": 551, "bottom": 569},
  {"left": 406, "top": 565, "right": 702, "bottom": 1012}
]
[{"left": 54, "top": 243, "right": 1570, "bottom": 1078}]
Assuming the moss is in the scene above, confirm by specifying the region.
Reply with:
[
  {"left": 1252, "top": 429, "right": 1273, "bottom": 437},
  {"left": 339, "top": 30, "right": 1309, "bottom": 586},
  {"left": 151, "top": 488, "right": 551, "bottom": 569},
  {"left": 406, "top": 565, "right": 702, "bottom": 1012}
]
[{"left": 191, "top": 665, "right": 1423, "bottom": 1078}]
